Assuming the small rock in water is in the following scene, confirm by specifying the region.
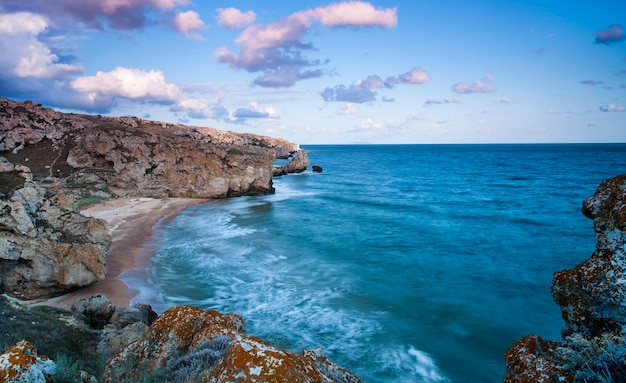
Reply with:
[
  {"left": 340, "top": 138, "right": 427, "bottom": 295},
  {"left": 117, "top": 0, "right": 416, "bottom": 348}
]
[{"left": 312, "top": 165, "right": 323, "bottom": 173}]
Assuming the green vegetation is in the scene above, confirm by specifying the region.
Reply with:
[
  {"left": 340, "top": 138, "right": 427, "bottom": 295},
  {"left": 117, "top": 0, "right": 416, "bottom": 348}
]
[
  {"left": 558, "top": 332, "right": 626, "bottom": 383},
  {"left": 76, "top": 192, "right": 109, "bottom": 209},
  {"left": 0, "top": 296, "right": 103, "bottom": 376}
]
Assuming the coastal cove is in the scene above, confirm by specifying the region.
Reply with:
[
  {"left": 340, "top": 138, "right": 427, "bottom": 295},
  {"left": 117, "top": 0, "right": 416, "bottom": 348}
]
[{"left": 113, "top": 143, "right": 625, "bottom": 382}]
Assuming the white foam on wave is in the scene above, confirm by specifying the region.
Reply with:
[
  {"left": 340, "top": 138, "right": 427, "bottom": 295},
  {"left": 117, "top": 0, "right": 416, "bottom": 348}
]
[
  {"left": 147, "top": 195, "right": 448, "bottom": 382},
  {"left": 380, "top": 345, "right": 449, "bottom": 383}
]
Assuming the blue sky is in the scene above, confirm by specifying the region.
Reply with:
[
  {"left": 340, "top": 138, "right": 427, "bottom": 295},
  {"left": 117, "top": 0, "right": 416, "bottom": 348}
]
[{"left": 0, "top": 1, "right": 624, "bottom": 144}]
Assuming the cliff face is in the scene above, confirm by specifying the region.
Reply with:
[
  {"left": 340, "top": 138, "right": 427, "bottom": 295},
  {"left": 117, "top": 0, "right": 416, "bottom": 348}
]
[
  {"left": 504, "top": 174, "right": 626, "bottom": 382},
  {"left": 0, "top": 158, "right": 110, "bottom": 299},
  {"left": 0, "top": 97, "right": 307, "bottom": 199},
  {"left": 0, "top": 97, "right": 308, "bottom": 299}
]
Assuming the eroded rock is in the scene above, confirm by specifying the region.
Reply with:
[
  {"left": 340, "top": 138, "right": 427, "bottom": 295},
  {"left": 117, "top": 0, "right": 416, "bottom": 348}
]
[
  {"left": 504, "top": 174, "right": 626, "bottom": 382},
  {"left": 0, "top": 161, "right": 110, "bottom": 300},
  {"left": 102, "top": 305, "right": 361, "bottom": 383}
]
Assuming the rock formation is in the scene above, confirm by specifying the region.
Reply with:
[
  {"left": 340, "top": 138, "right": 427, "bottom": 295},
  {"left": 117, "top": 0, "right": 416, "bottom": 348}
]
[
  {"left": 102, "top": 305, "right": 361, "bottom": 383},
  {"left": 504, "top": 174, "right": 626, "bottom": 382},
  {"left": 0, "top": 158, "right": 110, "bottom": 300},
  {"left": 273, "top": 149, "right": 309, "bottom": 176},
  {"left": 0, "top": 97, "right": 307, "bottom": 199}
]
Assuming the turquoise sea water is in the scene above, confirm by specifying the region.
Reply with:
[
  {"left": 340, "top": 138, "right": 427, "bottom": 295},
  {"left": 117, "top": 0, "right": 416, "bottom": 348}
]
[{"left": 128, "top": 144, "right": 625, "bottom": 382}]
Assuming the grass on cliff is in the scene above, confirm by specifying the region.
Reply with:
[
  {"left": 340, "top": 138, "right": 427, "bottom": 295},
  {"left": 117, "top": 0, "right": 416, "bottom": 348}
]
[{"left": 0, "top": 296, "right": 103, "bottom": 376}]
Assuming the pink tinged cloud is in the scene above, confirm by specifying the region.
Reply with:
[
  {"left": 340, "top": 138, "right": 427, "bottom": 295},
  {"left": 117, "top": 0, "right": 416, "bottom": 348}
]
[
  {"left": 216, "top": 1, "right": 397, "bottom": 87},
  {"left": 595, "top": 25, "right": 625, "bottom": 44},
  {"left": 452, "top": 80, "right": 495, "bottom": 94},
  {"left": 172, "top": 10, "right": 205, "bottom": 37},
  {"left": 70, "top": 67, "right": 181, "bottom": 103},
  {"left": 304, "top": 0, "right": 397, "bottom": 28},
  {"left": 217, "top": 7, "right": 256, "bottom": 29},
  {"left": 100, "top": 0, "right": 190, "bottom": 14},
  {"left": 386, "top": 67, "right": 432, "bottom": 85}
]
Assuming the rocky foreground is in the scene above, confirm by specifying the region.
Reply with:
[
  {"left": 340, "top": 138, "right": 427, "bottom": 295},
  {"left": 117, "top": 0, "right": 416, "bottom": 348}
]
[
  {"left": 0, "top": 98, "right": 364, "bottom": 382},
  {"left": 504, "top": 174, "right": 626, "bottom": 382}
]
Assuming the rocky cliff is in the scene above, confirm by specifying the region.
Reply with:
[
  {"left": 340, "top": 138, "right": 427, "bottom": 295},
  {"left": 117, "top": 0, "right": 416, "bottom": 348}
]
[
  {"left": 0, "top": 97, "right": 307, "bottom": 199},
  {"left": 504, "top": 174, "right": 626, "bottom": 382},
  {"left": 0, "top": 97, "right": 308, "bottom": 300}
]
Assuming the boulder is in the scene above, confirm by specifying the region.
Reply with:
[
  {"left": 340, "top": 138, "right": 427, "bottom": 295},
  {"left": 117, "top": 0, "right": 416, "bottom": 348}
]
[
  {"left": 0, "top": 341, "right": 56, "bottom": 383},
  {"left": 114, "top": 303, "right": 158, "bottom": 328},
  {"left": 71, "top": 294, "right": 116, "bottom": 330}
]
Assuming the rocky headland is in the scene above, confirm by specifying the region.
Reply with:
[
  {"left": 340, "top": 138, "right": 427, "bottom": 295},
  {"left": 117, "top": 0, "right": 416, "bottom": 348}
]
[
  {"left": 504, "top": 174, "right": 626, "bottom": 382},
  {"left": 0, "top": 98, "right": 363, "bottom": 382}
]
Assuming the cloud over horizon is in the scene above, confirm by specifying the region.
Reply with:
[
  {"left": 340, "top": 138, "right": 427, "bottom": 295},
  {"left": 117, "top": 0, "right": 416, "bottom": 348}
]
[
  {"left": 322, "top": 67, "right": 431, "bottom": 103},
  {"left": 215, "top": 1, "right": 398, "bottom": 88}
]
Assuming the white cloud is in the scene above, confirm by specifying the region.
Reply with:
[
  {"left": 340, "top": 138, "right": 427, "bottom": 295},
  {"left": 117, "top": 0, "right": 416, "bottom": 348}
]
[
  {"left": 217, "top": 7, "right": 256, "bottom": 29},
  {"left": 172, "top": 10, "right": 205, "bottom": 39},
  {"left": 0, "top": 12, "right": 82, "bottom": 80},
  {"left": 0, "top": 12, "right": 48, "bottom": 35},
  {"left": 387, "top": 67, "right": 432, "bottom": 85},
  {"left": 228, "top": 101, "right": 279, "bottom": 122},
  {"left": 338, "top": 103, "right": 358, "bottom": 115},
  {"left": 70, "top": 67, "right": 181, "bottom": 104}
]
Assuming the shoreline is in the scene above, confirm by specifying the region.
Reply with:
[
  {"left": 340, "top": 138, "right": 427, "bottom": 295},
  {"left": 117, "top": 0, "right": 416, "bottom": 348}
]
[{"left": 29, "top": 197, "right": 206, "bottom": 310}]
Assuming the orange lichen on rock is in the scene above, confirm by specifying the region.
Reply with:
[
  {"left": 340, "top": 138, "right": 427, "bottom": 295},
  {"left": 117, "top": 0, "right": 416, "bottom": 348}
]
[
  {"left": 503, "top": 335, "right": 572, "bottom": 383},
  {"left": 102, "top": 305, "right": 361, "bottom": 383},
  {"left": 0, "top": 341, "right": 56, "bottom": 383},
  {"left": 504, "top": 174, "right": 626, "bottom": 382}
]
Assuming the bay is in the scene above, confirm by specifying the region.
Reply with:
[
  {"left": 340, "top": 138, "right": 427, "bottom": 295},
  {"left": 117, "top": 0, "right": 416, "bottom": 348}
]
[{"left": 139, "top": 143, "right": 625, "bottom": 382}]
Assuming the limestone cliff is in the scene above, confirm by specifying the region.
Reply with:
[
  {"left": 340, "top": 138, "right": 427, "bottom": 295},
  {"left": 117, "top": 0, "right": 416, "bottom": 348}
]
[
  {"left": 0, "top": 97, "right": 307, "bottom": 199},
  {"left": 0, "top": 158, "right": 110, "bottom": 299},
  {"left": 504, "top": 174, "right": 626, "bottom": 382},
  {"left": 0, "top": 97, "right": 308, "bottom": 299}
]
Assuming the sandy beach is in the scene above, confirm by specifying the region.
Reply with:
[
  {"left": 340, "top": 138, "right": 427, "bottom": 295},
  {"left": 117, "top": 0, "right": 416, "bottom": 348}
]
[{"left": 38, "top": 197, "right": 206, "bottom": 310}]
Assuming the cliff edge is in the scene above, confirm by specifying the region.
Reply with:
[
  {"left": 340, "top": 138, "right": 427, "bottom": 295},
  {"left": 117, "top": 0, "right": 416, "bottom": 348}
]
[{"left": 504, "top": 174, "right": 626, "bottom": 382}]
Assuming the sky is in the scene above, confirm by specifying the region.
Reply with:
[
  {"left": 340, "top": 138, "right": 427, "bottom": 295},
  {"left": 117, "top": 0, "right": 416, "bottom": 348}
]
[{"left": 0, "top": 0, "right": 625, "bottom": 144}]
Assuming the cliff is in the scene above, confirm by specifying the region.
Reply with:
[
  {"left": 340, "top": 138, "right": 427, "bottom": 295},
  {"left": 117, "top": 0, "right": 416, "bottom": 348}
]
[
  {"left": 0, "top": 97, "right": 307, "bottom": 199},
  {"left": 0, "top": 97, "right": 308, "bottom": 300},
  {"left": 504, "top": 174, "right": 626, "bottom": 382}
]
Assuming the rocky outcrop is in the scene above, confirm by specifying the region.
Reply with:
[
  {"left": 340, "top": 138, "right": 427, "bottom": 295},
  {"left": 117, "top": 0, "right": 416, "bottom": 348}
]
[
  {"left": 0, "top": 341, "right": 57, "bottom": 383},
  {"left": 102, "top": 305, "right": 361, "bottom": 383},
  {"left": 504, "top": 174, "right": 626, "bottom": 382},
  {"left": 0, "top": 295, "right": 361, "bottom": 382},
  {"left": 0, "top": 158, "right": 110, "bottom": 300},
  {"left": 71, "top": 294, "right": 116, "bottom": 330},
  {"left": 273, "top": 149, "right": 309, "bottom": 176},
  {"left": 0, "top": 97, "right": 307, "bottom": 199}
]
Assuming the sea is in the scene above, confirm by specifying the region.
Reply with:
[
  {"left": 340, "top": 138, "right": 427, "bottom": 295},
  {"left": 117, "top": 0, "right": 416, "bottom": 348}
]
[{"left": 123, "top": 143, "right": 625, "bottom": 383}]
